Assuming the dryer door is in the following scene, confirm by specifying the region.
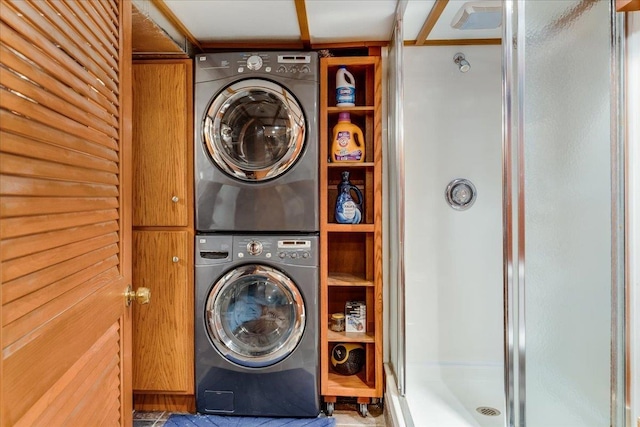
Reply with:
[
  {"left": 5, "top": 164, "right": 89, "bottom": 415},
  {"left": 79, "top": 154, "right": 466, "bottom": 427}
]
[
  {"left": 203, "top": 79, "right": 306, "bottom": 182},
  {"left": 205, "top": 264, "right": 306, "bottom": 367}
]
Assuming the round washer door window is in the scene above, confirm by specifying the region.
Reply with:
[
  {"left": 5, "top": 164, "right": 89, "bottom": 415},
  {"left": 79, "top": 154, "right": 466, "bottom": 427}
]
[
  {"left": 203, "top": 79, "right": 306, "bottom": 182},
  {"left": 205, "top": 264, "right": 305, "bottom": 368}
]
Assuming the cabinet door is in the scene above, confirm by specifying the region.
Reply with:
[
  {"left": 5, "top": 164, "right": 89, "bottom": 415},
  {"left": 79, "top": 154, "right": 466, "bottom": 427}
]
[
  {"left": 132, "top": 61, "right": 192, "bottom": 227},
  {"left": 132, "top": 230, "right": 193, "bottom": 393}
]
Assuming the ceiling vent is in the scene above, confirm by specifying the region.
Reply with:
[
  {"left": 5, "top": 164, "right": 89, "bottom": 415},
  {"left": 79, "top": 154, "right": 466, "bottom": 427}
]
[{"left": 451, "top": 1, "right": 502, "bottom": 30}]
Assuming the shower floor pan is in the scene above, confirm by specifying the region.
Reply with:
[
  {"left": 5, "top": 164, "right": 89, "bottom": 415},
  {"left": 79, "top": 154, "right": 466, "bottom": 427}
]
[{"left": 405, "top": 363, "right": 504, "bottom": 427}]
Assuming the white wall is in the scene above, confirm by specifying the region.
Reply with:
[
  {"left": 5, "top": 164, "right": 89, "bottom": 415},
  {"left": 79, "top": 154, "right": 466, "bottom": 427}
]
[{"left": 403, "top": 45, "right": 502, "bottom": 366}]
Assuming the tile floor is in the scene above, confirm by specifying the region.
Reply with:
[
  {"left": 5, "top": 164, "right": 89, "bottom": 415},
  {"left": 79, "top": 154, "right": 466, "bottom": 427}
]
[{"left": 133, "top": 400, "right": 388, "bottom": 426}]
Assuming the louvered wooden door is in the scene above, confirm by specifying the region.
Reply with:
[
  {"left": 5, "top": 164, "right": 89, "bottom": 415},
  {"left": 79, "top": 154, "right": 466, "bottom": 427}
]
[{"left": 0, "top": 1, "right": 133, "bottom": 426}]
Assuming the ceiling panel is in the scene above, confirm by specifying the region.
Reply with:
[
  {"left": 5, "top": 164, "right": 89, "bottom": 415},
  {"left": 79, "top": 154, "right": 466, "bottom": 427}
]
[
  {"left": 305, "top": 0, "right": 397, "bottom": 44},
  {"left": 148, "top": 0, "right": 501, "bottom": 50},
  {"left": 163, "top": 0, "right": 302, "bottom": 42},
  {"left": 404, "top": 0, "right": 437, "bottom": 42}
]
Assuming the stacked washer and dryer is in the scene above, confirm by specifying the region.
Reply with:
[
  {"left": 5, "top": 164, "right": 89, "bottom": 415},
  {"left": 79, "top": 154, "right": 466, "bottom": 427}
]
[{"left": 194, "top": 52, "right": 320, "bottom": 417}]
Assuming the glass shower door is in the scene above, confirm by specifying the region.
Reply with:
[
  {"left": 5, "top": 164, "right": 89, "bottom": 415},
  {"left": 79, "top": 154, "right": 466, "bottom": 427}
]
[{"left": 504, "top": 1, "right": 626, "bottom": 425}]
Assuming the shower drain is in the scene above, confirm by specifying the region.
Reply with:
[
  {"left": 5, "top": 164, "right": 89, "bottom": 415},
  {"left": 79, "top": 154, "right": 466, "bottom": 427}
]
[{"left": 476, "top": 407, "right": 501, "bottom": 417}]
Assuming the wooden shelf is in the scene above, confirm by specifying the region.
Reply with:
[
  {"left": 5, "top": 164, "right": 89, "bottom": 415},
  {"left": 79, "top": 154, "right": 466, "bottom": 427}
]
[
  {"left": 327, "top": 106, "right": 374, "bottom": 115},
  {"left": 327, "top": 330, "right": 375, "bottom": 343},
  {"left": 325, "top": 371, "right": 380, "bottom": 398},
  {"left": 328, "top": 272, "right": 374, "bottom": 287},
  {"left": 320, "top": 55, "right": 383, "bottom": 407},
  {"left": 326, "top": 224, "right": 374, "bottom": 232},
  {"left": 327, "top": 162, "right": 375, "bottom": 168}
]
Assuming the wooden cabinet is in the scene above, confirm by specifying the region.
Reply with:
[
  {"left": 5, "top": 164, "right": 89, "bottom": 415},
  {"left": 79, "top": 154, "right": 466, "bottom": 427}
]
[
  {"left": 132, "top": 230, "right": 193, "bottom": 392},
  {"left": 131, "top": 59, "right": 194, "bottom": 411},
  {"left": 319, "top": 56, "right": 383, "bottom": 416},
  {"left": 132, "top": 61, "right": 191, "bottom": 227}
]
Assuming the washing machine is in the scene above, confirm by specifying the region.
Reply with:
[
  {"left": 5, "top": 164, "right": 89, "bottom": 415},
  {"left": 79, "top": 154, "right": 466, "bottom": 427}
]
[
  {"left": 195, "top": 51, "right": 319, "bottom": 233},
  {"left": 195, "top": 234, "right": 320, "bottom": 417}
]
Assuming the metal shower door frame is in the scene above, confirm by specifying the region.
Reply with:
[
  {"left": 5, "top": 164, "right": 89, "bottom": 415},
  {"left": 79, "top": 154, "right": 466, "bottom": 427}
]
[{"left": 502, "top": 1, "right": 627, "bottom": 426}]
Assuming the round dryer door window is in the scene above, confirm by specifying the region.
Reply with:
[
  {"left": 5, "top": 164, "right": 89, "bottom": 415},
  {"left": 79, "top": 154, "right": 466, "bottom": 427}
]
[
  {"left": 203, "top": 79, "right": 306, "bottom": 182},
  {"left": 205, "top": 264, "right": 305, "bottom": 367}
]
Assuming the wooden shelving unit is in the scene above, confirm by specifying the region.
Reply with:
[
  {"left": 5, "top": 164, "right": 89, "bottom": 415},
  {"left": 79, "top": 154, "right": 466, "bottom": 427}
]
[{"left": 319, "top": 56, "right": 383, "bottom": 417}]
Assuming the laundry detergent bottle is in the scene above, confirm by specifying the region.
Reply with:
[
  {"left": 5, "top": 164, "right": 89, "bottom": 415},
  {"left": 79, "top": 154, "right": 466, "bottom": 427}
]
[
  {"left": 331, "top": 112, "right": 365, "bottom": 163},
  {"left": 335, "top": 171, "right": 363, "bottom": 224},
  {"left": 336, "top": 66, "right": 355, "bottom": 107}
]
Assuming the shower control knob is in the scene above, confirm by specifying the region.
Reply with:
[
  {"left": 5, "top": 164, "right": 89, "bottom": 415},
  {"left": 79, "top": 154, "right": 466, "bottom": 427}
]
[
  {"left": 246, "top": 55, "right": 263, "bottom": 71},
  {"left": 247, "top": 241, "right": 263, "bottom": 256},
  {"left": 445, "top": 178, "right": 477, "bottom": 211}
]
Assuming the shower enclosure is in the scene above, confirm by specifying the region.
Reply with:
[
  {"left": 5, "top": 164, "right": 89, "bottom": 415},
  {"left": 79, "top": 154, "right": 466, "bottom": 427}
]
[{"left": 385, "top": 1, "right": 627, "bottom": 426}]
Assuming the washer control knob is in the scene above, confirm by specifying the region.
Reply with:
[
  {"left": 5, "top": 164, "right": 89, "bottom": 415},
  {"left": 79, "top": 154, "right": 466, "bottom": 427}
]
[
  {"left": 302, "top": 252, "right": 310, "bottom": 259},
  {"left": 279, "top": 252, "right": 286, "bottom": 259},
  {"left": 247, "top": 241, "right": 263, "bottom": 256},
  {"left": 290, "top": 252, "right": 298, "bottom": 259},
  {"left": 277, "top": 65, "right": 287, "bottom": 73},
  {"left": 246, "top": 55, "right": 263, "bottom": 71},
  {"left": 300, "top": 65, "right": 310, "bottom": 74}
]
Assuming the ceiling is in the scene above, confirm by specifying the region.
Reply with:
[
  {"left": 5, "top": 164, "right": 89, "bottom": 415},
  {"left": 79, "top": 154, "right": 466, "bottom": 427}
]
[{"left": 132, "top": 0, "right": 501, "bottom": 55}]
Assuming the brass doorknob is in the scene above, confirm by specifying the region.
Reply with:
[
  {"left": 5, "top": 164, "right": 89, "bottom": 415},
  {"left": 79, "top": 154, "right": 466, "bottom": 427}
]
[{"left": 125, "top": 285, "right": 151, "bottom": 306}]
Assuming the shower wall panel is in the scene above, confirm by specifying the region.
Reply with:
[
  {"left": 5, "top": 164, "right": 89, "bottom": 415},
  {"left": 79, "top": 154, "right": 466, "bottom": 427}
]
[{"left": 403, "top": 45, "right": 502, "bottom": 367}]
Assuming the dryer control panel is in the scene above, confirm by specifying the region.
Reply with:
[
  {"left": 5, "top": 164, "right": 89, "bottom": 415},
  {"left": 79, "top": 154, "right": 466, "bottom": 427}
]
[{"left": 195, "top": 51, "right": 318, "bottom": 83}]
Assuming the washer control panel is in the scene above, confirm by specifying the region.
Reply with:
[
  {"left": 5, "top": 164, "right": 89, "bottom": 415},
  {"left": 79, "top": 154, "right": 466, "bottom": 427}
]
[
  {"left": 196, "top": 235, "right": 317, "bottom": 266},
  {"left": 235, "top": 237, "right": 316, "bottom": 265}
]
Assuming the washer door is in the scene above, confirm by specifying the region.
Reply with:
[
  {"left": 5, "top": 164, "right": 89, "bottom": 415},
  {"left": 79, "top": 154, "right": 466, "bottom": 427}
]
[
  {"left": 203, "top": 79, "right": 306, "bottom": 182},
  {"left": 205, "top": 264, "right": 306, "bottom": 367}
]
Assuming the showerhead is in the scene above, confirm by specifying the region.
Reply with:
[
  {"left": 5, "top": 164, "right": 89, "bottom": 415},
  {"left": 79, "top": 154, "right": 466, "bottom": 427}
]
[{"left": 454, "top": 53, "right": 470, "bottom": 73}]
